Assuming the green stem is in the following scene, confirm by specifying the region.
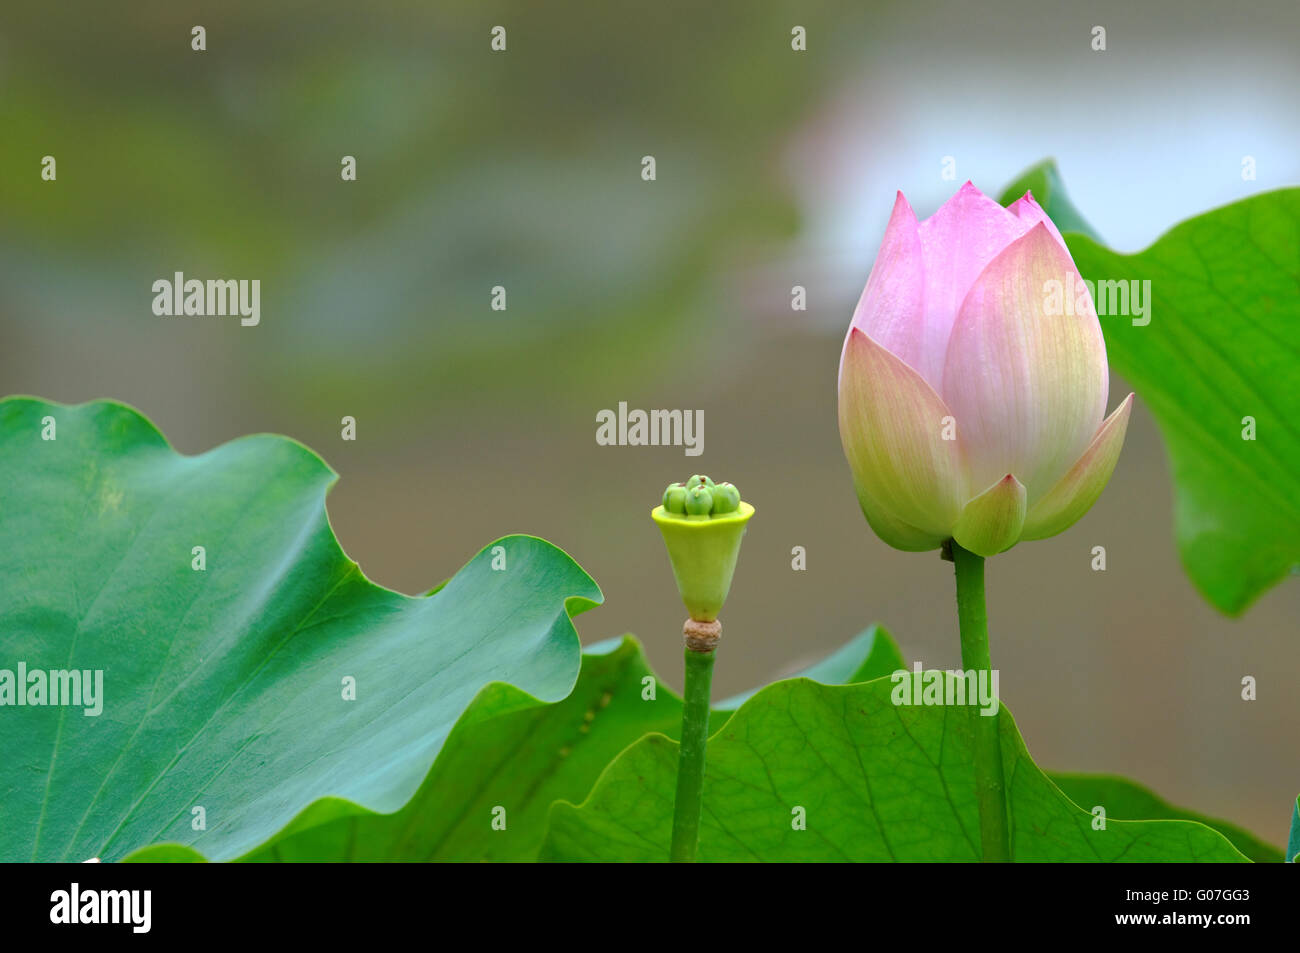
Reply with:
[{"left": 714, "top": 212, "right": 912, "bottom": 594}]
[
  {"left": 670, "top": 646, "right": 715, "bottom": 862},
  {"left": 951, "top": 541, "right": 1010, "bottom": 862}
]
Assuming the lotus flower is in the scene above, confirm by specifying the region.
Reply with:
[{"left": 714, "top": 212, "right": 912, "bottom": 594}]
[{"left": 838, "top": 182, "right": 1132, "bottom": 557}]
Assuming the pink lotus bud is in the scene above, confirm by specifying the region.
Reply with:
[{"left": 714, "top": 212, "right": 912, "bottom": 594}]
[{"left": 838, "top": 182, "right": 1133, "bottom": 557}]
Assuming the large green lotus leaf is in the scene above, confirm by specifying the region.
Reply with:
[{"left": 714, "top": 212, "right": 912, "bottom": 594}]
[
  {"left": 0, "top": 397, "right": 601, "bottom": 862},
  {"left": 1000, "top": 162, "right": 1300, "bottom": 614},
  {"left": 236, "top": 636, "right": 679, "bottom": 862},
  {"left": 540, "top": 676, "right": 1248, "bottom": 862},
  {"left": 213, "top": 625, "right": 902, "bottom": 862},
  {"left": 1048, "top": 772, "right": 1281, "bottom": 863},
  {"left": 715, "top": 624, "right": 904, "bottom": 711},
  {"left": 1288, "top": 795, "right": 1299, "bottom": 863}
]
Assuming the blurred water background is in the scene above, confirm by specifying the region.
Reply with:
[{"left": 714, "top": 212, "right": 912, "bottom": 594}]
[{"left": 3, "top": 1, "right": 1297, "bottom": 840}]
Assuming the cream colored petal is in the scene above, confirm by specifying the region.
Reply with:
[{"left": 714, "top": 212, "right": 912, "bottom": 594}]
[
  {"left": 853, "top": 484, "right": 949, "bottom": 552},
  {"left": 1021, "top": 394, "right": 1133, "bottom": 540},
  {"left": 838, "top": 327, "right": 969, "bottom": 538},
  {"left": 952, "top": 474, "right": 1027, "bottom": 557}
]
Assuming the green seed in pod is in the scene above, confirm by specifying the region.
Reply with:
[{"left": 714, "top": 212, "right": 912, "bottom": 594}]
[
  {"left": 662, "top": 483, "right": 687, "bottom": 514},
  {"left": 684, "top": 484, "right": 714, "bottom": 516},
  {"left": 688, "top": 474, "right": 715, "bottom": 490},
  {"left": 711, "top": 482, "right": 740, "bottom": 514}
]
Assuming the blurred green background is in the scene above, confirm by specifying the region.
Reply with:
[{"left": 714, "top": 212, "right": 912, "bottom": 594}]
[{"left": 3, "top": 1, "right": 1297, "bottom": 842}]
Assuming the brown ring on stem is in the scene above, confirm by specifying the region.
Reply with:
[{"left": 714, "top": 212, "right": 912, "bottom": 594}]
[{"left": 683, "top": 618, "right": 721, "bottom": 653}]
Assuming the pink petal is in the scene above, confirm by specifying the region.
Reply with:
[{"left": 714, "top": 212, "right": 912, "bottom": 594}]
[
  {"left": 915, "top": 181, "right": 1030, "bottom": 387},
  {"left": 952, "top": 474, "right": 1027, "bottom": 557},
  {"left": 849, "top": 192, "right": 928, "bottom": 374},
  {"left": 1022, "top": 395, "right": 1133, "bottom": 540},
  {"left": 941, "top": 222, "right": 1108, "bottom": 499},
  {"left": 1005, "top": 190, "right": 1067, "bottom": 251},
  {"left": 838, "top": 327, "right": 969, "bottom": 540}
]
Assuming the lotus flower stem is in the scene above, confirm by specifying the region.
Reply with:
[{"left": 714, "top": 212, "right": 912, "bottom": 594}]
[
  {"left": 951, "top": 541, "right": 1010, "bottom": 862},
  {"left": 670, "top": 620, "right": 719, "bottom": 862}
]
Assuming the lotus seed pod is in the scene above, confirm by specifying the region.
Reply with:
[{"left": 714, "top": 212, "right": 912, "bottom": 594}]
[
  {"left": 684, "top": 484, "right": 714, "bottom": 516},
  {"left": 711, "top": 482, "right": 740, "bottom": 514},
  {"left": 663, "top": 483, "right": 688, "bottom": 514},
  {"left": 652, "top": 494, "right": 755, "bottom": 622},
  {"left": 689, "top": 474, "right": 715, "bottom": 490}
]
